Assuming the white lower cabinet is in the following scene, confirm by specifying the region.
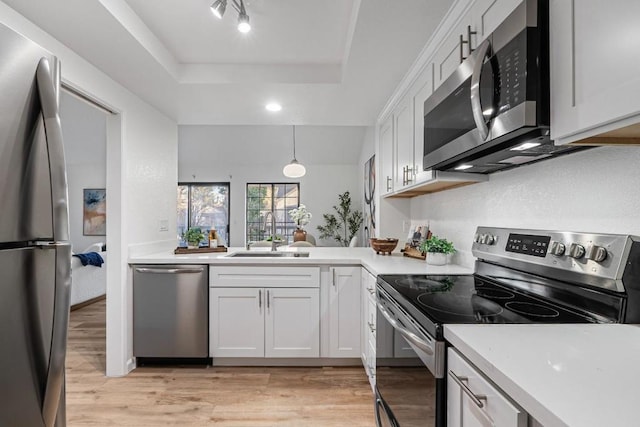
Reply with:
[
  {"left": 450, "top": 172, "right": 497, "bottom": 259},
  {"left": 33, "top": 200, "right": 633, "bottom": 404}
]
[
  {"left": 327, "top": 266, "right": 361, "bottom": 358},
  {"left": 209, "top": 288, "right": 265, "bottom": 357},
  {"left": 448, "top": 348, "right": 527, "bottom": 427},
  {"left": 265, "top": 288, "right": 320, "bottom": 357},
  {"left": 210, "top": 287, "right": 319, "bottom": 358},
  {"left": 361, "top": 269, "right": 377, "bottom": 388},
  {"left": 209, "top": 266, "right": 320, "bottom": 358}
]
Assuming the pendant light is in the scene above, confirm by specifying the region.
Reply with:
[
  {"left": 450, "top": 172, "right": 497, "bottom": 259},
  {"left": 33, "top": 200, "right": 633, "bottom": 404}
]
[{"left": 283, "top": 125, "right": 306, "bottom": 178}]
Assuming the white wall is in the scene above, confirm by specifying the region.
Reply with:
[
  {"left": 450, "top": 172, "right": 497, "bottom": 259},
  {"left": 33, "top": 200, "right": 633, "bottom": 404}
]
[
  {"left": 179, "top": 125, "right": 364, "bottom": 247},
  {"left": 60, "top": 92, "right": 107, "bottom": 253},
  {"left": 358, "top": 126, "right": 376, "bottom": 243},
  {"left": 410, "top": 146, "right": 640, "bottom": 268},
  {"left": 0, "top": 2, "right": 178, "bottom": 376}
]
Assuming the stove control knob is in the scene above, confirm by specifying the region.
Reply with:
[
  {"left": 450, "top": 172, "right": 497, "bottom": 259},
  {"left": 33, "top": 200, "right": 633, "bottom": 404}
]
[
  {"left": 568, "top": 243, "right": 586, "bottom": 259},
  {"left": 474, "top": 233, "right": 481, "bottom": 244},
  {"left": 549, "top": 241, "right": 565, "bottom": 256},
  {"left": 586, "top": 245, "right": 608, "bottom": 263},
  {"left": 484, "top": 234, "right": 496, "bottom": 245}
]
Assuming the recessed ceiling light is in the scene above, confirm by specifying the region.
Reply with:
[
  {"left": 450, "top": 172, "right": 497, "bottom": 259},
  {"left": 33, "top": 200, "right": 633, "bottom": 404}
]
[{"left": 265, "top": 103, "right": 282, "bottom": 112}]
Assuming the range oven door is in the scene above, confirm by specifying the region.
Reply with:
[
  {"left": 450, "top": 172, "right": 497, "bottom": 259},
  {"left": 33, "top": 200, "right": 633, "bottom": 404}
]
[{"left": 375, "top": 286, "right": 446, "bottom": 427}]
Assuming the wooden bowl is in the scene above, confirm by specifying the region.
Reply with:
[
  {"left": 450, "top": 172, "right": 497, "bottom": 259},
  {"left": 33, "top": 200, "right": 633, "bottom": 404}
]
[{"left": 370, "top": 238, "right": 399, "bottom": 255}]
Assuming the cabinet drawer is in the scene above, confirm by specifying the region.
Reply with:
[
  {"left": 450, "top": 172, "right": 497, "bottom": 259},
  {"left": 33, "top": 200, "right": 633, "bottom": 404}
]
[
  {"left": 210, "top": 266, "right": 320, "bottom": 288},
  {"left": 448, "top": 348, "right": 527, "bottom": 427}
]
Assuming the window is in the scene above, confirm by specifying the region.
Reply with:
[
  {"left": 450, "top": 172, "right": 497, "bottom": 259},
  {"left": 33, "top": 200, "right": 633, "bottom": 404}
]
[
  {"left": 178, "top": 183, "right": 230, "bottom": 246},
  {"left": 246, "top": 183, "right": 299, "bottom": 244}
]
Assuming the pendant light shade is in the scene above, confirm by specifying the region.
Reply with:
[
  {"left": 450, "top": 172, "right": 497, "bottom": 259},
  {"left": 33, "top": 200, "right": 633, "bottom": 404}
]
[{"left": 283, "top": 126, "right": 306, "bottom": 178}]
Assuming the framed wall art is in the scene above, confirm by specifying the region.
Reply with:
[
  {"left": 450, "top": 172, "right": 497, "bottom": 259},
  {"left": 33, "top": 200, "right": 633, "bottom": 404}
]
[{"left": 83, "top": 188, "right": 106, "bottom": 236}]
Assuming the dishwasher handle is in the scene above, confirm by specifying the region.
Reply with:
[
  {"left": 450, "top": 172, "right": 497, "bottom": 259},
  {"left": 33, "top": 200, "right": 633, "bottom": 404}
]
[{"left": 135, "top": 267, "right": 204, "bottom": 274}]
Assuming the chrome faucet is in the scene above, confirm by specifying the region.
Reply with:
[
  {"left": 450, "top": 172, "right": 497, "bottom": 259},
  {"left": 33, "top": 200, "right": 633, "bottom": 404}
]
[{"left": 263, "top": 211, "right": 278, "bottom": 252}]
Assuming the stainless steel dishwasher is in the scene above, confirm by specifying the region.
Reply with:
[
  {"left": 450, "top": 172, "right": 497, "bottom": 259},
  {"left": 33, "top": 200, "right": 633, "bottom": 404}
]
[{"left": 133, "top": 265, "right": 208, "bottom": 361}]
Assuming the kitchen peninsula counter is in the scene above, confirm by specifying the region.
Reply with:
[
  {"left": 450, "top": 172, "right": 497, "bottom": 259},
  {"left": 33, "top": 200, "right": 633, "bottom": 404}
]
[
  {"left": 128, "top": 247, "right": 473, "bottom": 276},
  {"left": 445, "top": 324, "right": 640, "bottom": 427}
]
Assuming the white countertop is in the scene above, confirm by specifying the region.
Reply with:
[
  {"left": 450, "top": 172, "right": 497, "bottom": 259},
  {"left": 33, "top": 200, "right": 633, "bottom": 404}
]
[
  {"left": 128, "top": 247, "right": 473, "bottom": 276},
  {"left": 445, "top": 324, "right": 640, "bottom": 427}
]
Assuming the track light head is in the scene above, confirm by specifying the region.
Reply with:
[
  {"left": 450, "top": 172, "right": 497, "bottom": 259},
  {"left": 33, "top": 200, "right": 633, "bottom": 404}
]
[
  {"left": 210, "top": 0, "right": 226, "bottom": 19},
  {"left": 237, "top": 12, "right": 251, "bottom": 33}
]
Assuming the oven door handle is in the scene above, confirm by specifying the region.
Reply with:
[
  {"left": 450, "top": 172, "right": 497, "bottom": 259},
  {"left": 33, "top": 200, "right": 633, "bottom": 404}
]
[
  {"left": 470, "top": 38, "right": 492, "bottom": 141},
  {"left": 377, "top": 302, "right": 434, "bottom": 356}
]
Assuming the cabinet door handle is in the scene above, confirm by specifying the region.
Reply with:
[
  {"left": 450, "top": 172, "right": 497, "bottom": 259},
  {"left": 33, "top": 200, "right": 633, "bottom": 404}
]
[
  {"left": 460, "top": 33, "right": 467, "bottom": 62},
  {"left": 367, "top": 288, "right": 375, "bottom": 295},
  {"left": 386, "top": 176, "right": 392, "bottom": 192},
  {"left": 267, "top": 290, "right": 270, "bottom": 310},
  {"left": 448, "top": 371, "right": 487, "bottom": 409},
  {"left": 467, "top": 25, "right": 477, "bottom": 56},
  {"left": 258, "top": 289, "right": 262, "bottom": 309},
  {"left": 368, "top": 322, "right": 376, "bottom": 333},
  {"left": 406, "top": 166, "right": 413, "bottom": 184},
  {"left": 332, "top": 269, "right": 337, "bottom": 288},
  {"left": 402, "top": 165, "right": 406, "bottom": 185}
]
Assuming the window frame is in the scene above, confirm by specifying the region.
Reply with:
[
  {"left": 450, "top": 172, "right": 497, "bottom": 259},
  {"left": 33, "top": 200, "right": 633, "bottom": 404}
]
[
  {"left": 245, "top": 182, "right": 300, "bottom": 244},
  {"left": 178, "top": 182, "right": 231, "bottom": 245}
]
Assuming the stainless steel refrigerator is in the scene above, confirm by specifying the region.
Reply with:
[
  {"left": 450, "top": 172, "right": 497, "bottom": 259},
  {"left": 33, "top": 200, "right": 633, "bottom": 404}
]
[{"left": 0, "top": 22, "right": 71, "bottom": 427}]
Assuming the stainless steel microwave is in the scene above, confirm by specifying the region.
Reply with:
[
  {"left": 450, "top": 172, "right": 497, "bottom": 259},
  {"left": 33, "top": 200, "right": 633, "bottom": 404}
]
[{"left": 423, "top": 0, "right": 584, "bottom": 174}]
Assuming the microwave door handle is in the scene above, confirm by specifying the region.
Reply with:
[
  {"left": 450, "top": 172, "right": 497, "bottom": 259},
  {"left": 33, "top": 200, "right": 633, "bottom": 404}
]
[{"left": 470, "top": 39, "right": 492, "bottom": 141}]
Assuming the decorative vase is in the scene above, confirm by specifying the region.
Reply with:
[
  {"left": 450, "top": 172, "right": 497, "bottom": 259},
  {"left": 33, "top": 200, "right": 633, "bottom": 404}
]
[
  {"left": 187, "top": 242, "right": 199, "bottom": 249},
  {"left": 293, "top": 228, "right": 307, "bottom": 242},
  {"left": 427, "top": 252, "right": 447, "bottom": 266}
]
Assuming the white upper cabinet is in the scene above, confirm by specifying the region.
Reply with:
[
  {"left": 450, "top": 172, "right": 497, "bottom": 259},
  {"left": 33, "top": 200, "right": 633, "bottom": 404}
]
[
  {"left": 379, "top": 117, "right": 394, "bottom": 196},
  {"left": 412, "top": 66, "right": 434, "bottom": 183},
  {"left": 433, "top": 19, "right": 470, "bottom": 90},
  {"left": 550, "top": 0, "right": 640, "bottom": 144},
  {"left": 394, "top": 98, "right": 415, "bottom": 189},
  {"left": 470, "top": 0, "right": 521, "bottom": 43}
]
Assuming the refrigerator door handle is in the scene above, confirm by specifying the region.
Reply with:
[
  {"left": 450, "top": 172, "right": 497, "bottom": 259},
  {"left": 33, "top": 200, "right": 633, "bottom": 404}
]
[
  {"left": 41, "top": 244, "right": 71, "bottom": 427},
  {"left": 37, "top": 57, "right": 69, "bottom": 242}
]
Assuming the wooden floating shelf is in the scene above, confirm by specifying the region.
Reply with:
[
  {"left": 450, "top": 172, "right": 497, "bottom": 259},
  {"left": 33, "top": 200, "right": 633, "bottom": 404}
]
[{"left": 384, "top": 171, "right": 488, "bottom": 198}]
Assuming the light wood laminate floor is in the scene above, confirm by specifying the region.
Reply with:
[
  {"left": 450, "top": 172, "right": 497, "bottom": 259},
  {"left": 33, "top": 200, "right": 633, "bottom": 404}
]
[{"left": 66, "top": 300, "right": 376, "bottom": 426}]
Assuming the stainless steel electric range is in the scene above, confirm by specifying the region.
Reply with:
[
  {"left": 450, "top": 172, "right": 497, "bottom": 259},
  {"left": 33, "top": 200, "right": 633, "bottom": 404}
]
[{"left": 374, "top": 226, "right": 640, "bottom": 427}]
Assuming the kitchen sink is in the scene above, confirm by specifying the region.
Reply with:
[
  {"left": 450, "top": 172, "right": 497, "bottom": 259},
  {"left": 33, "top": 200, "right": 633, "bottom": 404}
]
[{"left": 227, "top": 251, "right": 310, "bottom": 258}]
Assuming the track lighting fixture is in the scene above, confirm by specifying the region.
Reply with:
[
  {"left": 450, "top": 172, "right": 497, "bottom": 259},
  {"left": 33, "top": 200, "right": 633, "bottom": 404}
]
[{"left": 210, "top": 0, "right": 251, "bottom": 33}]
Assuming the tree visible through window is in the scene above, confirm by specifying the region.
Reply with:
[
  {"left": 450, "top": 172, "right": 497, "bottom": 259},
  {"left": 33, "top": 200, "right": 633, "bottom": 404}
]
[
  {"left": 178, "top": 183, "right": 230, "bottom": 246},
  {"left": 246, "top": 183, "right": 299, "bottom": 244}
]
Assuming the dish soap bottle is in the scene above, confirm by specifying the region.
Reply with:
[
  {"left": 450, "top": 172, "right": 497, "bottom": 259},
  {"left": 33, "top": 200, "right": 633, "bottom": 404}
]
[{"left": 209, "top": 228, "right": 218, "bottom": 248}]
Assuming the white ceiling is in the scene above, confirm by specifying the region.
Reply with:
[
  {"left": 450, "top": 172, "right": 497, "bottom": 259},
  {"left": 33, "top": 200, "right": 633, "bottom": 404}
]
[{"left": 4, "top": 0, "right": 451, "bottom": 126}]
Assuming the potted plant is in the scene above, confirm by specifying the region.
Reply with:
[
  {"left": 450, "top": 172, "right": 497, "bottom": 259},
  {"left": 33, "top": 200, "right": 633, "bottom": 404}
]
[
  {"left": 420, "top": 235, "right": 456, "bottom": 265},
  {"left": 183, "top": 227, "right": 206, "bottom": 249},
  {"left": 317, "top": 191, "right": 364, "bottom": 247},
  {"left": 288, "top": 204, "right": 312, "bottom": 242}
]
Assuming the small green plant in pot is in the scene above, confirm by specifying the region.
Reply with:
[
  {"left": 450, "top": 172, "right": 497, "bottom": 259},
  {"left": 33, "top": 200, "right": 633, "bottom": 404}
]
[
  {"left": 183, "top": 227, "right": 206, "bottom": 248},
  {"left": 419, "top": 235, "right": 456, "bottom": 266}
]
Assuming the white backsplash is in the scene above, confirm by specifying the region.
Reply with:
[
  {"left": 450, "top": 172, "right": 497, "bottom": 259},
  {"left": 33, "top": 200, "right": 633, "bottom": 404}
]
[{"left": 411, "top": 146, "right": 640, "bottom": 269}]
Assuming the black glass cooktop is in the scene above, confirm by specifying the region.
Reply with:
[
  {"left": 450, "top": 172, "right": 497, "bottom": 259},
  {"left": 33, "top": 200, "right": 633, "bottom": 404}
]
[{"left": 377, "top": 274, "right": 596, "bottom": 338}]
